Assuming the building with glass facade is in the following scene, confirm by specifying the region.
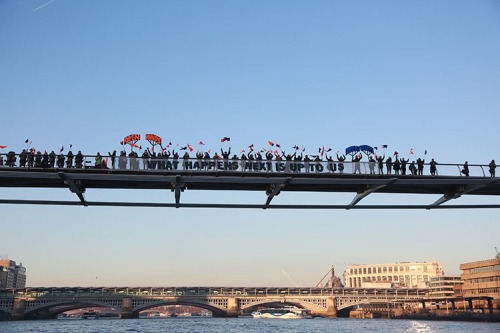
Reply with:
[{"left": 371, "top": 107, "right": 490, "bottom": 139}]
[{"left": 0, "top": 259, "right": 27, "bottom": 289}]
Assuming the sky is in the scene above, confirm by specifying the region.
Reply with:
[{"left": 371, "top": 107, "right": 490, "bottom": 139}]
[{"left": 1, "top": 0, "right": 499, "bottom": 287}]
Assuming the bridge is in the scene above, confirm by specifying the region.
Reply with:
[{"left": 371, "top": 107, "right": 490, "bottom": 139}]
[
  {"left": 0, "top": 154, "right": 499, "bottom": 209},
  {"left": 1, "top": 286, "right": 493, "bottom": 320},
  {"left": 0, "top": 286, "right": 436, "bottom": 320}
]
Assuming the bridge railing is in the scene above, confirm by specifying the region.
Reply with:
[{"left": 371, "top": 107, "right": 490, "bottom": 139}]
[
  {"left": 0, "top": 286, "right": 430, "bottom": 299},
  {"left": 0, "top": 153, "right": 494, "bottom": 178}
]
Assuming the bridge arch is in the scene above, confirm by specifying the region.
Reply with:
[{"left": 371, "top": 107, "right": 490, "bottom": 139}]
[
  {"left": 239, "top": 298, "right": 328, "bottom": 315},
  {"left": 24, "top": 300, "right": 120, "bottom": 319},
  {"left": 132, "top": 300, "right": 227, "bottom": 317}
]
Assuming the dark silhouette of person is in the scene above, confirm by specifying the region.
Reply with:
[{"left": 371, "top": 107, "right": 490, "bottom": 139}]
[
  {"left": 393, "top": 158, "right": 401, "bottom": 175},
  {"left": 376, "top": 155, "right": 385, "bottom": 174},
  {"left": 429, "top": 158, "right": 438, "bottom": 176},
  {"left": 489, "top": 160, "right": 496, "bottom": 177},
  {"left": 400, "top": 158, "right": 409, "bottom": 175},
  {"left": 409, "top": 161, "right": 417, "bottom": 175},
  {"left": 108, "top": 150, "right": 117, "bottom": 169},
  {"left": 325, "top": 153, "right": 337, "bottom": 173},
  {"left": 461, "top": 161, "right": 469, "bottom": 177},
  {"left": 337, "top": 153, "right": 346, "bottom": 174},
  {"left": 221, "top": 147, "right": 231, "bottom": 162},
  {"left": 368, "top": 156, "right": 376, "bottom": 174},
  {"left": 385, "top": 156, "right": 393, "bottom": 175},
  {"left": 49, "top": 151, "right": 56, "bottom": 168},
  {"left": 75, "top": 151, "right": 83, "bottom": 168},
  {"left": 417, "top": 158, "right": 425, "bottom": 176},
  {"left": 66, "top": 150, "right": 74, "bottom": 168},
  {"left": 19, "top": 149, "right": 27, "bottom": 167}
]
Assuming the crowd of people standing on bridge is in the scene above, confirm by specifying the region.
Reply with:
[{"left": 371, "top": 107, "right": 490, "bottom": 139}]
[{"left": 0, "top": 144, "right": 497, "bottom": 177}]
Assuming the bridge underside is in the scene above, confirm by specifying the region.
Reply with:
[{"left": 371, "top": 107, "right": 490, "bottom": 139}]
[{"left": 1, "top": 169, "right": 499, "bottom": 209}]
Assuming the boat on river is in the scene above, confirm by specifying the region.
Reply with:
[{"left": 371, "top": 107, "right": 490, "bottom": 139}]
[{"left": 251, "top": 307, "right": 312, "bottom": 319}]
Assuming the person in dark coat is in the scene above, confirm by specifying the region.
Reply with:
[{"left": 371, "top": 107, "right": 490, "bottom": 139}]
[
  {"left": 417, "top": 158, "right": 425, "bottom": 175},
  {"left": 489, "top": 160, "right": 496, "bottom": 177},
  {"left": 385, "top": 156, "right": 393, "bottom": 175},
  {"left": 376, "top": 155, "right": 385, "bottom": 174},
  {"left": 429, "top": 158, "right": 438, "bottom": 176},
  {"left": 461, "top": 161, "right": 469, "bottom": 177}
]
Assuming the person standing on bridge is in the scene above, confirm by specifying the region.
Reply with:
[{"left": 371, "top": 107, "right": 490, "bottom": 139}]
[
  {"left": 368, "top": 156, "right": 376, "bottom": 174},
  {"left": 489, "top": 159, "right": 496, "bottom": 177},
  {"left": 461, "top": 161, "right": 470, "bottom": 177},
  {"left": 417, "top": 157, "right": 425, "bottom": 175},
  {"left": 429, "top": 158, "right": 438, "bottom": 176},
  {"left": 336, "top": 152, "right": 346, "bottom": 174},
  {"left": 385, "top": 156, "right": 393, "bottom": 174},
  {"left": 95, "top": 152, "right": 103, "bottom": 168},
  {"left": 376, "top": 154, "right": 385, "bottom": 174}
]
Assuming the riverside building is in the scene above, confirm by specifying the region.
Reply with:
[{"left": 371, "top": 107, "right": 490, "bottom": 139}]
[
  {"left": 0, "top": 259, "right": 27, "bottom": 289},
  {"left": 459, "top": 257, "right": 500, "bottom": 312},
  {"left": 343, "top": 261, "right": 444, "bottom": 288},
  {"left": 428, "top": 276, "right": 463, "bottom": 298}
]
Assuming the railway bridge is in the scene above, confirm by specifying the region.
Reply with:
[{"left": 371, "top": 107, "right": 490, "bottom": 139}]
[{"left": 0, "top": 286, "right": 434, "bottom": 320}]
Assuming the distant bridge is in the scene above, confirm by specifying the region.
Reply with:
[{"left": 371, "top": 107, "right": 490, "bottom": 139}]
[
  {"left": 0, "top": 155, "right": 499, "bottom": 209},
  {"left": 1, "top": 286, "right": 493, "bottom": 320},
  {"left": 0, "top": 286, "right": 432, "bottom": 320}
]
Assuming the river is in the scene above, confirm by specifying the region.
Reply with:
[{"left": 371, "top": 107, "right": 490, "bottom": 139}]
[{"left": 0, "top": 317, "right": 498, "bottom": 333}]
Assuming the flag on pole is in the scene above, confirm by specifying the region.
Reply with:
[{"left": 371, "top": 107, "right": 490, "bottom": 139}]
[
  {"left": 59, "top": 146, "right": 64, "bottom": 153},
  {"left": 130, "top": 143, "right": 140, "bottom": 149},
  {"left": 199, "top": 141, "right": 205, "bottom": 145},
  {"left": 187, "top": 144, "right": 193, "bottom": 152},
  {"left": 409, "top": 148, "right": 414, "bottom": 155},
  {"left": 0, "top": 145, "right": 7, "bottom": 149},
  {"left": 381, "top": 145, "right": 388, "bottom": 149},
  {"left": 220, "top": 137, "right": 230, "bottom": 142},
  {"left": 268, "top": 141, "right": 274, "bottom": 146}
]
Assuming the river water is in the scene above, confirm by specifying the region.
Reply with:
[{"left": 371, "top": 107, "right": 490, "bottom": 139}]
[{"left": 0, "top": 317, "right": 498, "bottom": 333}]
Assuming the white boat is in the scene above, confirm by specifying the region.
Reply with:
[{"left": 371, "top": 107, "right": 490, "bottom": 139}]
[
  {"left": 82, "top": 310, "right": 99, "bottom": 319},
  {"left": 251, "top": 307, "right": 312, "bottom": 319}
]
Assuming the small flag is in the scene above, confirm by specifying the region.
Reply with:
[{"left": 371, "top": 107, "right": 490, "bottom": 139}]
[
  {"left": 187, "top": 144, "right": 193, "bottom": 152},
  {"left": 241, "top": 149, "right": 245, "bottom": 153},
  {"left": 302, "top": 146, "right": 305, "bottom": 152},
  {"left": 180, "top": 146, "right": 187, "bottom": 150},
  {"left": 393, "top": 151, "right": 398, "bottom": 156},
  {"left": 59, "top": 146, "right": 64, "bottom": 153},
  {"left": 268, "top": 141, "right": 274, "bottom": 146},
  {"left": 199, "top": 141, "right": 205, "bottom": 145},
  {"left": 0, "top": 145, "right": 7, "bottom": 149},
  {"left": 409, "top": 148, "right": 414, "bottom": 155},
  {"left": 381, "top": 145, "right": 388, "bottom": 149},
  {"left": 424, "top": 149, "right": 428, "bottom": 155},
  {"left": 221, "top": 137, "right": 230, "bottom": 142},
  {"left": 130, "top": 143, "right": 140, "bottom": 149},
  {"left": 276, "top": 144, "right": 281, "bottom": 148},
  {"left": 293, "top": 145, "right": 299, "bottom": 150},
  {"left": 25, "top": 139, "right": 29, "bottom": 143}
]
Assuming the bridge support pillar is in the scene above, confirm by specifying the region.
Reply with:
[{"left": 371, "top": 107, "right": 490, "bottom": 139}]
[
  {"left": 226, "top": 297, "right": 239, "bottom": 317},
  {"left": 12, "top": 299, "right": 25, "bottom": 321},
  {"left": 213, "top": 297, "right": 239, "bottom": 317},
  {"left": 321, "top": 297, "right": 337, "bottom": 318},
  {"left": 120, "top": 298, "right": 138, "bottom": 319}
]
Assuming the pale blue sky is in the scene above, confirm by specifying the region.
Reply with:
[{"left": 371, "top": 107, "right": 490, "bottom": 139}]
[{"left": 1, "top": 0, "right": 499, "bottom": 287}]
